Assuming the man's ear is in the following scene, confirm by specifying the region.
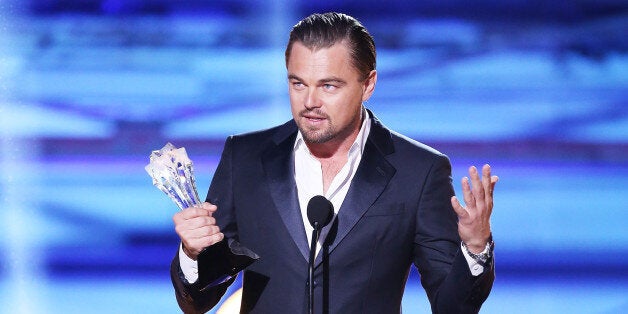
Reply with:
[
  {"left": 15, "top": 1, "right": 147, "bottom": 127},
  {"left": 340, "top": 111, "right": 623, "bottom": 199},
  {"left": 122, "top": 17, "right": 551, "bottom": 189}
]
[{"left": 362, "top": 70, "right": 377, "bottom": 102}]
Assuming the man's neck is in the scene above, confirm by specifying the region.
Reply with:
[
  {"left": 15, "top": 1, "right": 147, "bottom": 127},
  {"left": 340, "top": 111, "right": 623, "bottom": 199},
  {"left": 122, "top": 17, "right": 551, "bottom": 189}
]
[{"left": 306, "top": 137, "right": 354, "bottom": 161}]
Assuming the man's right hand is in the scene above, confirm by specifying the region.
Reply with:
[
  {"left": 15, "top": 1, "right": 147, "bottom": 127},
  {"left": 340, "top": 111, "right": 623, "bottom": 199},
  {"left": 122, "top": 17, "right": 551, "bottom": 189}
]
[{"left": 173, "top": 202, "right": 224, "bottom": 260}]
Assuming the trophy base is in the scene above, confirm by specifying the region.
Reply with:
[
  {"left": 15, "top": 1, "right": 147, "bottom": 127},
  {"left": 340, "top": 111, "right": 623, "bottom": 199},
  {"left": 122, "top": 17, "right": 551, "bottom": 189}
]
[{"left": 197, "top": 238, "right": 259, "bottom": 289}]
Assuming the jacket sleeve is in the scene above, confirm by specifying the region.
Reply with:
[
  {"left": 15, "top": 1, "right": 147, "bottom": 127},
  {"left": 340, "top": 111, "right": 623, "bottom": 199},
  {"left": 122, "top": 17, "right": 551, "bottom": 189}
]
[
  {"left": 413, "top": 155, "right": 495, "bottom": 314},
  {"left": 170, "top": 249, "right": 237, "bottom": 314},
  {"left": 170, "top": 136, "right": 239, "bottom": 313}
]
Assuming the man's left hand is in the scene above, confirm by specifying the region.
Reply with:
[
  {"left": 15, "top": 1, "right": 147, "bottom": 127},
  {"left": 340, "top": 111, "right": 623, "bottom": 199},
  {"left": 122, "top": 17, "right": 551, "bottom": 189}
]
[{"left": 451, "top": 164, "right": 498, "bottom": 254}]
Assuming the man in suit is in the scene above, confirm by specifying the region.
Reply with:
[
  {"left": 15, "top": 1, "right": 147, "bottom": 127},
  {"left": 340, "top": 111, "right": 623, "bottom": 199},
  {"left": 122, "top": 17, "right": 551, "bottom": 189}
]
[{"left": 171, "top": 12, "right": 498, "bottom": 313}]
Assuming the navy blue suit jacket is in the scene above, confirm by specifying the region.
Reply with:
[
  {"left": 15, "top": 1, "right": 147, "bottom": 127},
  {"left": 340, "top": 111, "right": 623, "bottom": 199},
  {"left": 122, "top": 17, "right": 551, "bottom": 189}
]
[{"left": 171, "top": 111, "right": 494, "bottom": 313}]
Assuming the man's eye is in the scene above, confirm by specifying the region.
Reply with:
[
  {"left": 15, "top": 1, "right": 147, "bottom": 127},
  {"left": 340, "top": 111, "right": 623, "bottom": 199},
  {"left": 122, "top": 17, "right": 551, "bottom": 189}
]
[{"left": 323, "top": 84, "right": 336, "bottom": 90}]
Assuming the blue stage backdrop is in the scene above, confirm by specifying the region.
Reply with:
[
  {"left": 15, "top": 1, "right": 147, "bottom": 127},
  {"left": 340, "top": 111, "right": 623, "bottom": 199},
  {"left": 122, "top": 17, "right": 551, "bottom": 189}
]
[{"left": 1, "top": 1, "right": 627, "bottom": 313}]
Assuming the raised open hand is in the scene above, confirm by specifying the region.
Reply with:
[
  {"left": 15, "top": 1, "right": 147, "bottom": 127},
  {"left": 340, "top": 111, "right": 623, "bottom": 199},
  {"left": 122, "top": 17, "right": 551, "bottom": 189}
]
[{"left": 451, "top": 164, "right": 498, "bottom": 253}]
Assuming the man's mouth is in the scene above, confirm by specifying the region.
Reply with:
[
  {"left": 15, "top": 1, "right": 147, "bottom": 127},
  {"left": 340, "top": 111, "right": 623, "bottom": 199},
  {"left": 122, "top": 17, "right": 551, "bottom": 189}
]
[
  {"left": 302, "top": 114, "right": 326, "bottom": 122},
  {"left": 305, "top": 116, "right": 324, "bottom": 120}
]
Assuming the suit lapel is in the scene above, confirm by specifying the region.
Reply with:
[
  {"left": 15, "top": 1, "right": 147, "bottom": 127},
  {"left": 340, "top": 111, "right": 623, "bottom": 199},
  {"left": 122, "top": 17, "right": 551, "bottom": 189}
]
[
  {"left": 261, "top": 113, "right": 397, "bottom": 266},
  {"left": 316, "top": 113, "right": 396, "bottom": 266},
  {"left": 262, "top": 121, "right": 310, "bottom": 262}
]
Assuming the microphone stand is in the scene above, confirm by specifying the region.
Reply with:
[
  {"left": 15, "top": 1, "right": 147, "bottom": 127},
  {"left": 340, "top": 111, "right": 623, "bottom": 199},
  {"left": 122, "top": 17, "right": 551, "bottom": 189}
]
[
  {"left": 308, "top": 222, "right": 320, "bottom": 314},
  {"left": 306, "top": 195, "right": 333, "bottom": 314}
]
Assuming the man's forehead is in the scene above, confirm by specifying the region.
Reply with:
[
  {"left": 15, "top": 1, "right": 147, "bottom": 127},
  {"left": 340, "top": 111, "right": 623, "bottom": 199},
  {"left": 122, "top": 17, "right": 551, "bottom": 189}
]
[{"left": 287, "top": 42, "right": 351, "bottom": 70}]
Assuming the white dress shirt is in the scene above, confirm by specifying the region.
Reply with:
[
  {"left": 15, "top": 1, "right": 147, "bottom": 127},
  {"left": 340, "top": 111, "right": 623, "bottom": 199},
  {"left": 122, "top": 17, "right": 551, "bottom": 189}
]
[{"left": 294, "top": 114, "right": 371, "bottom": 255}]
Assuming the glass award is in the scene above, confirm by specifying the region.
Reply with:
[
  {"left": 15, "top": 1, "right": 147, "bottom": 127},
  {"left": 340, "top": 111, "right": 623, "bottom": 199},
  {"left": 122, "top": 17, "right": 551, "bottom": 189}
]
[{"left": 145, "top": 142, "right": 201, "bottom": 210}]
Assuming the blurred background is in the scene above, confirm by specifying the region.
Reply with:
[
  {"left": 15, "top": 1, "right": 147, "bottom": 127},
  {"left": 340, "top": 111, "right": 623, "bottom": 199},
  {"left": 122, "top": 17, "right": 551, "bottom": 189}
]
[{"left": 1, "top": 0, "right": 627, "bottom": 313}]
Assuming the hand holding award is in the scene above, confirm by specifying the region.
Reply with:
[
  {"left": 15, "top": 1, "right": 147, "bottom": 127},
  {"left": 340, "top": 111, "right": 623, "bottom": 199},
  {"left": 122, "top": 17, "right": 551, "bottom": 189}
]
[{"left": 146, "top": 143, "right": 258, "bottom": 288}]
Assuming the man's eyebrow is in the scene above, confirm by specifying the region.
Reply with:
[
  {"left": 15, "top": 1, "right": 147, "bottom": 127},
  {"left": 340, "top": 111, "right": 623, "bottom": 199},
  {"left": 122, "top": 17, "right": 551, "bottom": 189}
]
[
  {"left": 320, "top": 77, "right": 346, "bottom": 84},
  {"left": 287, "top": 74, "right": 347, "bottom": 85}
]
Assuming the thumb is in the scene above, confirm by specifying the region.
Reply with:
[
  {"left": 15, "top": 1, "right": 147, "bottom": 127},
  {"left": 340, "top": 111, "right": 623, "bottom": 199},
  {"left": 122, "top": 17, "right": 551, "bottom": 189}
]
[{"left": 450, "top": 196, "right": 468, "bottom": 219}]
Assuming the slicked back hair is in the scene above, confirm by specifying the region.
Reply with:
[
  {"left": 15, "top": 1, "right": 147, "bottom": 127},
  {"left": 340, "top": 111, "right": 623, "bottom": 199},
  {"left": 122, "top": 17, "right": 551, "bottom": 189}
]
[{"left": 285, "top": 12, "right": 376, "bottom": 81}]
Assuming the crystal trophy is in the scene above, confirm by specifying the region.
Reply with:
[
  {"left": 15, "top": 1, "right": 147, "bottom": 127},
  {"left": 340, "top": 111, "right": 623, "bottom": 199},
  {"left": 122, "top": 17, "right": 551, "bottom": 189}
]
[
  {"left": 146, "top": 143, "right": 258, "bottom": 288},
  {"left": 145, "top": 143, "right": 201, "bottom": 210}
]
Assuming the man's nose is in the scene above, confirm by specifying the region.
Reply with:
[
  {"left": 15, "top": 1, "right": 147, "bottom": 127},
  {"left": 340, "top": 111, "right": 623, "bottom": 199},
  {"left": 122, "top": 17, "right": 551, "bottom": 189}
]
[{"left": 304, "top": 89, "right": 321, "bottom": 110}]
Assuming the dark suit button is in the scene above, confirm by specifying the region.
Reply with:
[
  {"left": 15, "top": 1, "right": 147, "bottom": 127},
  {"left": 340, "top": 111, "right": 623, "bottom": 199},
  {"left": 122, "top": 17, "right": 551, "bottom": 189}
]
[{"left": 306, "top": 280, "right": 319, "bottom": 287}]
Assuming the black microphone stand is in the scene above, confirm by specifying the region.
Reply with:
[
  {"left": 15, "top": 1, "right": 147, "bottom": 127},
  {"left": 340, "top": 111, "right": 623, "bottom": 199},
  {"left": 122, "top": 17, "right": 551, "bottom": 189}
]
[
  {"left": 306, "top": 195, "right": 333, "bottom": 314},
  {"left": 308, "top": 222, "right": 320, "bottom": 314}
]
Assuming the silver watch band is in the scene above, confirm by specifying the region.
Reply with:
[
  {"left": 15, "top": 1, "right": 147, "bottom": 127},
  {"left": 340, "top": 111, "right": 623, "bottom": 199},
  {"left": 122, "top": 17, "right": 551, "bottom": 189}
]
[{"left": 462, "top": 240, "right": 494, "bottom": 264}]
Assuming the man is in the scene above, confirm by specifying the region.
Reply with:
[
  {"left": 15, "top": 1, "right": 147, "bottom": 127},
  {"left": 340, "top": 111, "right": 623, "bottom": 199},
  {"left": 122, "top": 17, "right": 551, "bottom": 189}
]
[{"left": 171, "top": 12, "right": 498, "bottom": 313}]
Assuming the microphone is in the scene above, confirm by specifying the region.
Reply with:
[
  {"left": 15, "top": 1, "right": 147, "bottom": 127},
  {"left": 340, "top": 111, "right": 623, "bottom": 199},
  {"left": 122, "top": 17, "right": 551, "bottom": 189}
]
[
  {"left": 306, "top": 195, "right": 333, "bottom": 314},
  {"left": 307, "top": 195, "right": 334, "bottom": 230}
]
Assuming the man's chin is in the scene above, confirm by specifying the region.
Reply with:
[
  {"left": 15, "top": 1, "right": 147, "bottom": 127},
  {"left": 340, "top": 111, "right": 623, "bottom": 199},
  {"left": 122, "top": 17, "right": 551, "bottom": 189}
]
[{"left": 301, "top": 131, "right": 334, "bottom": 144}]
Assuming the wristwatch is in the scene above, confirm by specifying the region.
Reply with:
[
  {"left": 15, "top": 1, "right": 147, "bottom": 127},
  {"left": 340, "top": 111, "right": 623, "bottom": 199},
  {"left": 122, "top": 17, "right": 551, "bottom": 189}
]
[{"left": 462, "top": 239, "right": 494, "bottom": 264}]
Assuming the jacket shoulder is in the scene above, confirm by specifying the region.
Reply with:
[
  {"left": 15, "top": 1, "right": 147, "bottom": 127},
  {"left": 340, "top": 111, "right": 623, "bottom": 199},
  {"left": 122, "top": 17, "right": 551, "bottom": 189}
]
[
  {"left": 389, "top": 130, "right": 447, "bottom": 160},
  {"left": 368, "top": 110, "right": 447, "bottom": 162},
  {"left": 228, "top": 120, "right": 296, "bottom": 148}
]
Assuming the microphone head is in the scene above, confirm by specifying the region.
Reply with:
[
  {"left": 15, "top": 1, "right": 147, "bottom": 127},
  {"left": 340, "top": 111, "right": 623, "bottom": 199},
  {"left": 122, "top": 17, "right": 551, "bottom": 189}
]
[{"left": 307, "top": 195, "right": 334, "bottom": 229}]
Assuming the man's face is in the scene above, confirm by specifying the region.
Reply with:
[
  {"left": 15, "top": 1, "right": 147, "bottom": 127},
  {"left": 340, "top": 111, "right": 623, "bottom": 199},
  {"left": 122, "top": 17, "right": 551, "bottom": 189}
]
[{"left": 287, "top": 41, "right": 376, "bottom": 145}]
